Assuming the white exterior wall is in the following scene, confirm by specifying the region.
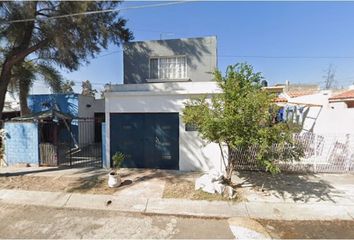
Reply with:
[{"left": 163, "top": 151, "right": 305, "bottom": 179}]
[
  {"left": 288, "top": 92, "right": 354, "bottom": 135},
  {"left": 78, "top": 95, "right": 96, "bottom": 118},
  {"left": 105, "top": 82, "right": 225, "bottom": 172},
  {"left": 78, "top": 96, "right": 105, "bottom": 145},
  {"left": 314, "top": 105, "right": 354, "bottom": 135}
]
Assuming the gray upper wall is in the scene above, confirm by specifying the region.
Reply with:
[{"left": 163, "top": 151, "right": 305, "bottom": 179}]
[{"left": 123, "top": 36, "right": 217, "bottom": 84}]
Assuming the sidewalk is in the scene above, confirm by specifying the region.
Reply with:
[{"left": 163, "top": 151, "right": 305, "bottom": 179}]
[{"left": 0, "top": 188, "right": 353, "bottom": 220}]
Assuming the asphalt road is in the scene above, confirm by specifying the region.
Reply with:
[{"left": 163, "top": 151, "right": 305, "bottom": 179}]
[
  {"left": 0, "top": 203, "right": 234, "bottom": 239},
  {"left": 1, "top": 203, "right": 354, "bottom": 239}
]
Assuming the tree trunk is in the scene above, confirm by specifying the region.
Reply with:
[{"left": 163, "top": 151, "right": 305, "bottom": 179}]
[
  {"left": 19, "top": 79, "right": 31, "bottom": 116},
  {"left": 224, "top": 145, "right": 235, "bottom": 183},
  {"left": 0, "top": 38, "right": 48, "bottom": 119},
  {"left": 0, "top": 61, "right": 14, "bottom": 119}
]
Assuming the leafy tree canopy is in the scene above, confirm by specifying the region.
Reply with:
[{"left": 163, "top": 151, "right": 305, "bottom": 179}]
[
  {"left": 0, "top": 1, "right": 133, "bottom": 117},
  {"left": 183, "top": 63, "right": 303, "bottom": 179}
]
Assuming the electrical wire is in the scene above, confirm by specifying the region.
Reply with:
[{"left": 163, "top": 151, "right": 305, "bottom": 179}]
[
  {"left": 92, "top": 50, "right": 354, "bottom": 60},
  {"left": 6, "top": 1, "right": 196, "bottom": 24},
  {"left": 218, "top": 55, "right": 354, "bottom": 59}
]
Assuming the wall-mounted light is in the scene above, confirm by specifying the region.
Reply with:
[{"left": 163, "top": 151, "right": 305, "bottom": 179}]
[{"left": 86, "top": 104, "right": 92, "bottom": 108}]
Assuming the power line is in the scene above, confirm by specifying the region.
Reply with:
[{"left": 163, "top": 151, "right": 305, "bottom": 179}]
[
  {"left": 91, "top": 51, "right": 354, "bottom": 60},
  {"left": 219, "top": 55, "right": 354, "bottom": 59},
  {"left": 94, "top": 50, "right": 122, "bottom": 59},
  {"left": 6, "top": 1, "right": 195, "bottom": 24}
]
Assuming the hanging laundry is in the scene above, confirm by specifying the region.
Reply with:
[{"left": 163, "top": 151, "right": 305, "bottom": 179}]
[
  {"left": 283, "top": 105, "right": 295, "bottom": 122},
  {"left": 296, "top": 106, "right": 309, "bottom": 126},
  {"left": 276, "top": 108, "right": 284, "bottom": 122},
  {"left": 282, "top": 104, "right": 309, "bottom": 126}
]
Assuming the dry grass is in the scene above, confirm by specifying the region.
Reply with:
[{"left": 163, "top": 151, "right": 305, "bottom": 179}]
[
  {"left": 0, "top": 175, "right": 117, "bottom": 195},
  {"left": 0, "top": 176, "right": 73, "bottom": 192},
  {"left": 163, "top": 178, "right": 244, "bottom": 202},
  {"left": 66, "top": 175, "right": 117, "bottom": 195},
  {"left": 0, "top": 171, "right": 246, "bottom": 201}
]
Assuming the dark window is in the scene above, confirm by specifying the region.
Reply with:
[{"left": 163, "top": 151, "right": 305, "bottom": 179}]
[{"left": 94, "top": 112, "right": 105, "bottom": 143}]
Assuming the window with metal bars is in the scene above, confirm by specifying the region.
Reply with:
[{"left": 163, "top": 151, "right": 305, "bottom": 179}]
[{"left": 149, "top": 56, "right": 187, "bottom": 80}]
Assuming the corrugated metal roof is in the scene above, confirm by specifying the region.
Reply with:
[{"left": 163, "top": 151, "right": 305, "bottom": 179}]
[{"left": 11, "top": 109, "right": 73, "bottom": 121}]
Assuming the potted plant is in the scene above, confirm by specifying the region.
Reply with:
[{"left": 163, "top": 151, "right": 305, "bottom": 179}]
[{"left": 108, "top": 152, "right": 125, "bottom": 188}]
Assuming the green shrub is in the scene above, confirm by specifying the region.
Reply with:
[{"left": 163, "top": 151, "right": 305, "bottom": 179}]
[{"left": 112, "top": 152, "right": 125, "bottom": 170}]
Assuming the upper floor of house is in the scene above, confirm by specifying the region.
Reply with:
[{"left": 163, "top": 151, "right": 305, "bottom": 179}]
[{"left": 123, "top": 36, "right": 217, "bottom": 84}]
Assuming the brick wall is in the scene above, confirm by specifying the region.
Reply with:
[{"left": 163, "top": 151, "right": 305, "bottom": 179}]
[{"left": 4, "top": 122, "right": 39, "bottom": 166}]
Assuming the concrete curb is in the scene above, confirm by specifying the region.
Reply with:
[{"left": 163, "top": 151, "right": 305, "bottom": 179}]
[{"left": 0, "top": 189, "right": 353, "bottom": 220}]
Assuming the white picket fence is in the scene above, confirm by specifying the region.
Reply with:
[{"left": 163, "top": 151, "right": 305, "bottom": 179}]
[{"left": 232, "top": 132, "right": 354, "bottom": 173}]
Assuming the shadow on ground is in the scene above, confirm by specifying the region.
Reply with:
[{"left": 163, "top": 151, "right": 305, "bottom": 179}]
[
  {"left": 66, "top": 168, "right": 200, "bottom": 194},
  {"left": 259, "top": 219, "right": 354, "bottom": 239},
  {"left": 236, "top": 171, "right": 343, "bottom": 203},
  {"left": 0, "top": 166, "right": 106, "bottom": 178}
]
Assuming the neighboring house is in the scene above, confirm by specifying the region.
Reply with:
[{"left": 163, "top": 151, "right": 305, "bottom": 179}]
[
  {"left": 328, "top": 88, "right": 354, "bottom": 108},
  {"left": 27, "top": 93, "right": 104, "bottom": 119},
  {"left": 3, "top": 93, "right": 105, "bottom": 167},
  {"left": 27, "top": 93, "right": 105, "bottom": 145},
  {"left": 270, "top": 83, "right": 354, "bottom": 135},
  {"left": 265, "top": 83, "right": 320, "bottom": 106},
  {"left": 2, "top": 92, "right": 20, "bottom": 120},
  {"left": 104, "top": 36, "right": 225, "bottom": 171}
]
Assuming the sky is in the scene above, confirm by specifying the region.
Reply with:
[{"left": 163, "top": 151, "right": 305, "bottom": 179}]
[{"left": 32, "top": 1, "right": 354, "bottom": 95}]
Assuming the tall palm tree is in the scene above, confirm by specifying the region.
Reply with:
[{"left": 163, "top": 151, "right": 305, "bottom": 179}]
[{"left": 8, "top": 61, "right": 63, "bottom": 116}]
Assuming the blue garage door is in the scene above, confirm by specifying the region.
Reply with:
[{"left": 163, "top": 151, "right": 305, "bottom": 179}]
[{"left": 110, "top": 113, "right": 179, "bottom": 170}]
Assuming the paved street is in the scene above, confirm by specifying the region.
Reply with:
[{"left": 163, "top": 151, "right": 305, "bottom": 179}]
[
  {"left": 1, "top": 167, "right": 354, "bottom": 238},
  {"left": 1, "top": 203, "right": 354, "bottom": 239},
  {"left": 0, "top": 203, "right": 234, "bottom": 239}
]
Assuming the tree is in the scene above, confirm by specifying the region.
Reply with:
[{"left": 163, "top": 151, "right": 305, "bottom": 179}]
[
  {"left": 183, "top": 63, "right": 303, "bottom": 182},
  {"left": 323, "top": 64, "right": 336, "bottom": 90},
  {"left": 81, "top": 80, "right": 97, "bottom": 97},
  {"left": 61, "top": 80, "right": 75, "bottom": 93},
  {"left": 8, "top": 61, "right": 63, "bottom": 115},
  {"left": 0, "top": 1, "right": 133, "bottom": 118}
]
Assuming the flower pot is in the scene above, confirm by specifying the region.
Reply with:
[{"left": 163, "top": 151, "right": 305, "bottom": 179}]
[{"left": 108, "top": 171, "right": 121, "bottom": 188}]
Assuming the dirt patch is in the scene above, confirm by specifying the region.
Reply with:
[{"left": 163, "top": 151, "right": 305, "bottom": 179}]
[
  {"left": 163, "top": 178, "right": 244, "bottom": 202},
  {"left": 0, "top": 170, "right": 198, "bottom": 196},
  {"left": 1, "top": 170, "right": 245, "bottom": 200},
  {"left": 0, "top": 175, "right": 117, "bottom": 195},
  {"left": 0, "top": 176, "right": 74, "bottom": 192},
  {"left": 66, "top": 175, "right": 117, "bottom": 195},
  {"left": 258, "top": 219, "right": 354, "bottom": 239}
]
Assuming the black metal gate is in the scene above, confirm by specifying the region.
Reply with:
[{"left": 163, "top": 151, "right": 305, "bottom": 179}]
[{"left": 39, "top": 118, "right": 103, "bottom": 168}]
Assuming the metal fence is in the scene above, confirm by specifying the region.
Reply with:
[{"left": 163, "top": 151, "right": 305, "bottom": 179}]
[
  {"left": 232, "top": 132, "right": 354, "bottom": 173},
  {"left": 39, "top": 118, "right": 102, "bottom": 168}
]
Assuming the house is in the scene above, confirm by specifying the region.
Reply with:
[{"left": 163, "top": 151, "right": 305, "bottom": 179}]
[
  {"left": 2, "top": 92, "right": 20, "bottom": 120},
  {"left": 270, "top": 83, "right": 354, "bottom": 135},
  {"left": 27, "top": 93, "right": 105, "bottom": 145},
  {"left": 328, "top": 87, "right": 354, "bottom": 108},
  {"left": 104, "top": 36, "right": 226, "bottom": 171},
  {"left": 3, "top": 93, "right": 105, "bottom": 167}
]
